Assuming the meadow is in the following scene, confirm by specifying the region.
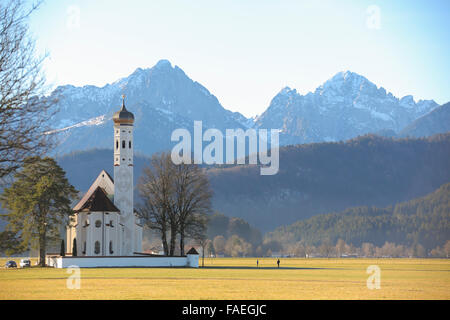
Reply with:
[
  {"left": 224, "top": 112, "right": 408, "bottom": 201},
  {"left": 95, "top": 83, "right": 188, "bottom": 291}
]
[{"left": 0, "top": 257, "right": 449, "bottom": 300}]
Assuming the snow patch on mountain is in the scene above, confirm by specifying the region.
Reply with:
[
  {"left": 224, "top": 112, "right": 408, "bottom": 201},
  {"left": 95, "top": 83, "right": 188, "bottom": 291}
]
[{"left": 47, "top": 115, "right": 107, "bottom": 134}]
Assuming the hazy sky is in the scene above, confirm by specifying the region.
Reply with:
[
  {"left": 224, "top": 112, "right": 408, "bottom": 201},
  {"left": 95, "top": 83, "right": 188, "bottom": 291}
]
[{"left": 28, "top": 0, "right": 449, "bottom": 117}]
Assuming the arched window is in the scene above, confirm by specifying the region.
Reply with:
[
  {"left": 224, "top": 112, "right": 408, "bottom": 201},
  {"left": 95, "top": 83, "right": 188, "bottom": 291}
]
[
  {"left": 129, "top": 141, "right": 131, "bottom": 148},
  {"left": 109, "top": 241, "right": 114, "bottom": 254},
  {"left": 122, "top": 140, "right": 125, "bottom": 148},
  {"left": 110, "top": 220, "right": 114, "bottom": 227},
  {"left": 83, "top": 241, "right": 86, "bottom": 255},
  {"left": 116, "top": 140, "right": 118, "bottom": 149},
  {"left": 94, "top": 241, "right": 101, "bottom": 254},
  {"left": 95, "top": 220, "right": 101, "bottom": 228}
]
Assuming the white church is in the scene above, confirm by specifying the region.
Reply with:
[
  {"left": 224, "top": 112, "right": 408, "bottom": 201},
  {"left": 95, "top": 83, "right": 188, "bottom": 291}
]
[
  {"left": 66, "top": 97, "right": 143, "bottom": 257},
  {"left": 47, "top": 97, "right": 199, "bottom": 268}
]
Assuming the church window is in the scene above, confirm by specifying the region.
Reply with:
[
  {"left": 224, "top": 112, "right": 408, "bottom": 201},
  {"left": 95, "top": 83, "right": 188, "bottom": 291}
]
[
  {"left": 109, "top": 241, "right": 114, "bottom": 254},
  {"left": 116, "top": 140, "right": 118, "bottom": 149},
  {"left": 110, "top": 220, "right": 114, "bottom": 227},
  {"left": 83, "top": 241, "right": 86, "bottom": 255},
  {"left": 129, "top": 141, "right": 131, "bottom": 148},
  {"left": 95, "top": 220, "right": 102, "bottom": 228},
  {"left": 122, "top": 140, "right": 125, "bottom": 148},
  {"left": 94, "top": 241, "right": 100, "bottom": 254}
]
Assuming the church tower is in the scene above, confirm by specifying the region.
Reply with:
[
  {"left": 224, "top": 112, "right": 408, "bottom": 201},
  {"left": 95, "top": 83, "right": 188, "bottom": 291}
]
[{"left": 113, "top": 95, "right": 135, "bottom": 255}]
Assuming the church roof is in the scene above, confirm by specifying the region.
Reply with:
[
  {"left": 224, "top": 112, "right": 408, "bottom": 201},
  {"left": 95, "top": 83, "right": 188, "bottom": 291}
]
[
  {"left": 102, "top": 170, "right": 114, "bottom": 184},
  {"left": 186, "top": 247, "right": 199, "bottom": 255},
  {"left": 75, "top": 169, "right": 114, "bottom": 205},
  {"left": 73, "top": 186, "right": 120, "bottom": 213},
  {"left": 113, "top": 96, "right": 134, "bottom": 124}
]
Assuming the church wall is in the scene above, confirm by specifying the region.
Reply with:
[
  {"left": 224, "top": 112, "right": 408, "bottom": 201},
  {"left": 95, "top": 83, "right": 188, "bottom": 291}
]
[
  {"left": 104, "top": 212, "right": 120, "bottom": 256},
  {"left": 50, "top": 254, "right": 199, "bottom": 268},
  {"left": 134, "top": 224, "right": 143, "bottom": 253}
]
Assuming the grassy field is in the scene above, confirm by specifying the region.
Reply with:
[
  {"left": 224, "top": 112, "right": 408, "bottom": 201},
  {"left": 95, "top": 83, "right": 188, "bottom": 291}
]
[{"left": 0, "top": 257, "right": 449, "bottom": 299}]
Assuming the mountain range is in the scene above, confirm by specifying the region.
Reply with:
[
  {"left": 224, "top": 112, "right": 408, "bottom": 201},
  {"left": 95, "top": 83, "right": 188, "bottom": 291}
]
[
  {"left": 48, "top": 60, "right": 249, "bottom": 156},
  {"left": 256, "top": 71, "right": 439, "bottom": 144},
  {"left": 46, "top": 60, "right": 447, "bottom": 156}
]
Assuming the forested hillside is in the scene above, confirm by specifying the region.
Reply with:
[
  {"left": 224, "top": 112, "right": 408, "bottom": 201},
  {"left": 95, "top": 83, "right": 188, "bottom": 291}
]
[
  {"left": 209, "top": 133, "right": 450, "bottom": 230},
  {"left": 266, "top": 182, "right": 450, "bottom": 251}
]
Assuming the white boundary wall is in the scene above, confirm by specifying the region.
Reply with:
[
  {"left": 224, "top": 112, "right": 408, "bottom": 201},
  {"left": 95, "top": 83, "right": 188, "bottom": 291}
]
[{"left": 47, "top": 254, "right": 199, "bottom": 268}]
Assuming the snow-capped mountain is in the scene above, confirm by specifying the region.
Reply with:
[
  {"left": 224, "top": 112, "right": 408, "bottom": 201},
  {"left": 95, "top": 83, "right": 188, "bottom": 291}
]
[
  {"left": 255, "top": 71, "right": 438, "bottom": 144},
  {"left": 48, "top": 59, "right": 250, "bottom": 156},
  {"left": 399, "top": 102, "right": 450, "bottom": 138},
  {"left": 48, "top": 64, "right": 441, "bottom": 156}
]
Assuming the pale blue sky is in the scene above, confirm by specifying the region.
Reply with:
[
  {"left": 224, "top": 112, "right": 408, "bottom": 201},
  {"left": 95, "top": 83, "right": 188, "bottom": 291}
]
[{"left": 28, "top": 0, "right": 449, "bottom": 117}]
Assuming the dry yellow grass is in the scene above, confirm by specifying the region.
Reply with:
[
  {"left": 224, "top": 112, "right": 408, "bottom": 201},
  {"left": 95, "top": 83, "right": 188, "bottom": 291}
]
[{"left": 0, "top": 257, "right": 449, "bottom": 299}]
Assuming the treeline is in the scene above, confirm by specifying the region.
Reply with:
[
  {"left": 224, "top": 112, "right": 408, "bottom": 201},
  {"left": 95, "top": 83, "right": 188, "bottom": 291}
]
[
  {"left": 253, "top": 239, "right": 450, "bottom": 258},
  {"left": 202, "top": 212, "right": 284, "bottom": 257},
  {"left": 264, "top": 182, "right": 450, "bottom": 255}
]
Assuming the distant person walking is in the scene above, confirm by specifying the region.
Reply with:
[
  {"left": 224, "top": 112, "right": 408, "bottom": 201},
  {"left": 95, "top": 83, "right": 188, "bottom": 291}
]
[
  {"left": 277, "top": 259, "right": 280, "bottom": 268},
  {"left": 256, "top": 259, "right": 259, "bottom": 268}
]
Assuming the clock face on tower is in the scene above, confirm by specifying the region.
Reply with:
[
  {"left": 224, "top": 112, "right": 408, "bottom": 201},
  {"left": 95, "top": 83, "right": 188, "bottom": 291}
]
[{"left": 116, "top": 166, "right": 132, "bottom": 191}]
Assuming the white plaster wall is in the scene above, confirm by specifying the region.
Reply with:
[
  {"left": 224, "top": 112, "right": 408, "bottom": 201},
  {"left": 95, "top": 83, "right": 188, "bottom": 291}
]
[
  {"left": 187, "top": 254, "right": 199, "bottom": 268},
  {"left": 53, "top": 255, "right": 199, "bottom": 268},
  {"left": 134, "top": 223, "right": 143, "bottom": 253},
  {"left": 104, "top": 212, "right": 120, "bottom": 256}
]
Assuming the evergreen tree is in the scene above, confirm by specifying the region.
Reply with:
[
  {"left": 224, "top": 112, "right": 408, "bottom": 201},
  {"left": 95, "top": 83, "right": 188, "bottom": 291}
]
[
  {"left": 0, "top": 231, "right": 21, "bottom": 255},
  {"left": 60, "top": 239, "right": 65, "bottom": 257},
  {"left": 0, "top": 157, "right": 78, "bottom": 266}
]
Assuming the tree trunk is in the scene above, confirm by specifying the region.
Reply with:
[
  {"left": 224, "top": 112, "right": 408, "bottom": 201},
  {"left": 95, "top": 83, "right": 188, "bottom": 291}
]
[
  {"left": 202, "top": 243, "right": 205, "bottom": 267},
  {"left": 39, "top": 231, "right": 46, "bottom": 267},
  {"left": 169, "top": 223, "right": 177, "bottom": 256},
  {"left": 180, "top": 228, "right": 185, "bottom": 256},
  {"left": 161, "top": 229, "right": 169, "bottom": 256}
]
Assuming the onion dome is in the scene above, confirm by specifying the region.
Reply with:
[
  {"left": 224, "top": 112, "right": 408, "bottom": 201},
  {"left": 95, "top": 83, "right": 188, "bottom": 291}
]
[{"left": 113, "top": 95, "right": 134, "bottom": 124}]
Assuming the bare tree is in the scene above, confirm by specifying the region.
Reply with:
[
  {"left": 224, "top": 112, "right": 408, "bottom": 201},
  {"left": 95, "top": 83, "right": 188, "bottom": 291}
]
[
  {"left": 213, "top": 235, "right": 226, "bottom": 256},
  {"left": 336, "top": 239, "right": 346, "bottom": 258},
  {"left": 137, "top": 153, "right": 212, "bottom": 257},
  {"left": 362, "top": 242, "right": 375, "bottom": 257},
  {"left": 173, "top": 162, "right": 212, "bottom": 256},
  {"left": 0, "top": 1, "right": 56, "bottom": 179},
  {"left": 197, "top": 236, "right": 208, "bottom": 268},
  {"left": 137, "top": 153, "right": 175, "bottom": 255},
  {"left": 444, "top": 240, "right": 450, "bottom": 259},
  {"left": 319, "top": 238, "right": 333, "bottom": 258}
]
